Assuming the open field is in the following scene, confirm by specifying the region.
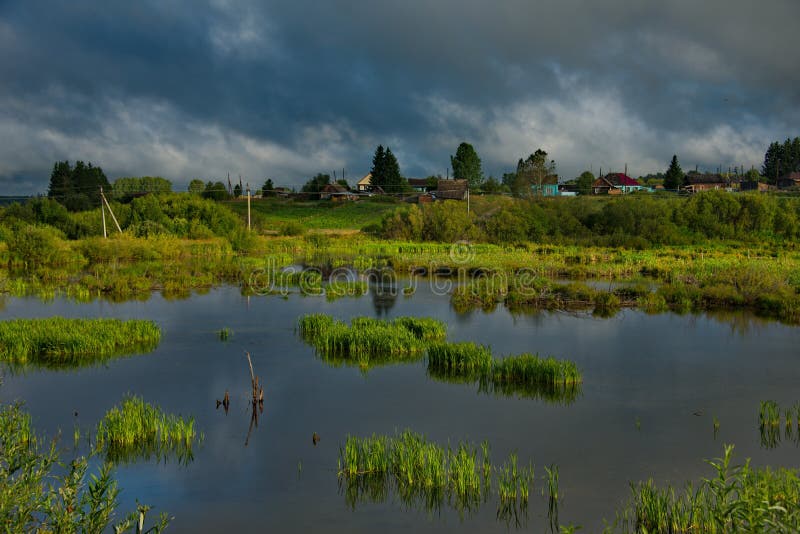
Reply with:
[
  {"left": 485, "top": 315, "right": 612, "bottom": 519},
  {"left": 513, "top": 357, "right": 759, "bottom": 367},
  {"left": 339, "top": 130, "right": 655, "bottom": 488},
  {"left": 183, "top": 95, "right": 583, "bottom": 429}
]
[{"left": 224, "top": 197, "right": 400, "bottom": 231}]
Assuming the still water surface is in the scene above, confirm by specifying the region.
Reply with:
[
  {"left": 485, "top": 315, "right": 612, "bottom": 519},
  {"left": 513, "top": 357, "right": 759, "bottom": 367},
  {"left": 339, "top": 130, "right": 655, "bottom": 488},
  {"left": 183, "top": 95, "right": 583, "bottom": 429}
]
[{"left": 1, "top": 284, "right": 798, "bottom": 532}]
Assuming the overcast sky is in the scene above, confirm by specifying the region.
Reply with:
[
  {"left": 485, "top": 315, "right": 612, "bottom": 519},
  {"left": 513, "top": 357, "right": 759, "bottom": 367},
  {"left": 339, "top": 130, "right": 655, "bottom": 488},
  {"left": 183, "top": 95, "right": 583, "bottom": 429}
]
[{"left": 1, "top": 0, "right": 798, "bottom": 193}]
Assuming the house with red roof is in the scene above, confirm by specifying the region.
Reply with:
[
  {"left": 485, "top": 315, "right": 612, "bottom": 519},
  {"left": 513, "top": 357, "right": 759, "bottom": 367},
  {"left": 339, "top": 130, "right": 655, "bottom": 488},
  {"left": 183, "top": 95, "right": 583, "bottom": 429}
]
[{"left": 591, "top": 173, "right": 648, "bottom": 194}]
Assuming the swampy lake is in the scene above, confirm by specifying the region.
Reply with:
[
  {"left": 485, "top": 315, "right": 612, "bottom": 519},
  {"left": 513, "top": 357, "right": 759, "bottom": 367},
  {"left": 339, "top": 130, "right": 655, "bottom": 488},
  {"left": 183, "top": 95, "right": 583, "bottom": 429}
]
[{"left": 2, "top": 283, "right": 799, "bottom": 532}]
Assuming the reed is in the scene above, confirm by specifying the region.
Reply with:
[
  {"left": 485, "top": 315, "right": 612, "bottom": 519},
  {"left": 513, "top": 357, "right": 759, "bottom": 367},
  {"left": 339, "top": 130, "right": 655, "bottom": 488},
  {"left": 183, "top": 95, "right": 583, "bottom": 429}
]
[
  {"left": 325, "top": 280, "right": 368, "bottom": 301},
  {"left": 217, "top": 327, "right": 232, "bottom": 341},
  {"left": 338, "top": 430, "right": 532, "bottom": 516},
  {"left": 545, "top": 464, "right": 560, "bottom": 531},
  {"left": 760, "top": 400, "right": 781, "bottom": 428},
  {"left": 427, "top": 342, "right": 582, "bottom": 403},
  {"left": 757, "top": 400, "right": 800, "bottom": 448},
  {"left": 0, "top": 317, "right": 161, "bottom": 367},
  {"left": 95, "top": 395, "right": 197, "bottom": 465},
  {"left": 613, "top": 445, "right": 800, "bottom": 533},
  {"left": 427, "top": 342, "right": 492, "bottom": 376},
  {"left": 298, "top": 314, "right": 446, "bottom": 367},
  {"left": 490, "top": 353, "right": 582, "bottom": 387}
]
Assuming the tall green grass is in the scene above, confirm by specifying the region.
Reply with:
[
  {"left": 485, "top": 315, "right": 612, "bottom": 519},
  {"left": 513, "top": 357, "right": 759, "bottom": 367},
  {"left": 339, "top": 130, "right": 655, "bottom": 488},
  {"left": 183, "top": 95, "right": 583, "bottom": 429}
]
[
  {"left": 338, "top": 430, "right": 530, "bottom": 516},
  {"left": 95, "top": 395, "right": 198, "bottom": 465},
  {"left": 298, "top": 314, "right": 446, "bottom": 367},
  {"left": 0, "top": 318, "right": 161, "bottom": 367},
  {"left": 427, "top": 342, "right": 582, "bottom": 403},
  {"left": 427, "top": 342, "right": 492, "bottom": 375},
  {"left": 759, "top": 400, "right": 800, "bottom": 448},
  {"left": 612, "top": 445, "right": 800, "bottom": 532}
]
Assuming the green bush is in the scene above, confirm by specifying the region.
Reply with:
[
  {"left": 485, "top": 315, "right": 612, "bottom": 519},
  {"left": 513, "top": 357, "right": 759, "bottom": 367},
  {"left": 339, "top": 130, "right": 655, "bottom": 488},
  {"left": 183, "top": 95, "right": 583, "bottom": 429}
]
[{"left": 280, "top": 221, "right": 305, "bottom": 236}]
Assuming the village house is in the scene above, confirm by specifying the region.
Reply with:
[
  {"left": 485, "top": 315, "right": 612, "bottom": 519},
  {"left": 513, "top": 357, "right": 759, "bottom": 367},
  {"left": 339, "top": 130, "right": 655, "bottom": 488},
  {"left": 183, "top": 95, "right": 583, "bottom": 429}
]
[
  {"left": 406, "top": 178, "right": 436, "bottom": 193},
  {"left": 356, "top": 173, "right": 372, "bottom": 192},
  {"left": 740, "top": 180, "right": 772, "bottom": 192},
  {"left": 777, "top": 171, "right": 800, "bottom": 189},
  {"left": 320, "top": 183, "right": 358, "bottom": 201},
  {"left": 530, "top": 175, "right": 559, "bottom": 196},
  {"left": 435, "top": 179, "right": 468, "bottom": 200},
  {"left": 591, "top": 173, "right": 646, "bottom": 194},
  {"left": 682, "top": 173, "right": 731, "bottom": 193}
]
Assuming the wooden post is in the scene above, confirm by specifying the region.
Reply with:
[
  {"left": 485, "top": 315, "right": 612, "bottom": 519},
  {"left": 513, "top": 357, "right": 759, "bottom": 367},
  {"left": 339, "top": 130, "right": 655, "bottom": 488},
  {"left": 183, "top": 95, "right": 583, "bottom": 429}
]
[{"left": 246, "top": 184, "right": 251, "bottom": 231}]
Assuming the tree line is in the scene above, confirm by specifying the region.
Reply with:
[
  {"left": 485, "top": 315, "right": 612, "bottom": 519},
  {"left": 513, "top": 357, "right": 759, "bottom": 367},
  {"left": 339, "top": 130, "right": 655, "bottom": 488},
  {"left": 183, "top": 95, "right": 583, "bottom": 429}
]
[{"left": 44, "top": 134, "right": 800, "bottom": 211}]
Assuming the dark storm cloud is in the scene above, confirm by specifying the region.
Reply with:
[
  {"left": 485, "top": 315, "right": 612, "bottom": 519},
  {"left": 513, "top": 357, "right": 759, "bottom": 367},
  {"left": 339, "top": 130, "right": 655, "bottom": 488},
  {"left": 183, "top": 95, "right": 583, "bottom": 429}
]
[{"left": 1, "top": 0, "right": 798, "bottom": 193}]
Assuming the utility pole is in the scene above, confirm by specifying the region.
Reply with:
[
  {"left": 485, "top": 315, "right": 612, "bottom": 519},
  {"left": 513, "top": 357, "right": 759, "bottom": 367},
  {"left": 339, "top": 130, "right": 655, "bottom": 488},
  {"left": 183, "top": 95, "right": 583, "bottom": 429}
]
[
  {"left": 101, "top": 194, "right": 107, "bottom": 238},
  {"left": 99, "top": 187, "right": 122, "bottom": 233},
  {"left": 246, "top": 183, "right": 251, "bottom": 231}
]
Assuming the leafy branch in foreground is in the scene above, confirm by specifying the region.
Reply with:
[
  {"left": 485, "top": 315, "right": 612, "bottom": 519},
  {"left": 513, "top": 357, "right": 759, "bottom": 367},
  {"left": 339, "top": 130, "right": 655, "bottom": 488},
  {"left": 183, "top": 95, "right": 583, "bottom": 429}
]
[{"left": 0, "top": 402, "right": 170, "bottom": 533}]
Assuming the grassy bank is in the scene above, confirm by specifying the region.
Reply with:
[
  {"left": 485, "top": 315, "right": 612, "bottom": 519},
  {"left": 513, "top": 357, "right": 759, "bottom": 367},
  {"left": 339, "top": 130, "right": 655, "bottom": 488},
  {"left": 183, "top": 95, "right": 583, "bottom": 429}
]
[
  {"left": 0, "top": 318, "right": 161, "bottom": 367},
  {"left": 0, "top": 194, "right": 798, "bottom": 322}
]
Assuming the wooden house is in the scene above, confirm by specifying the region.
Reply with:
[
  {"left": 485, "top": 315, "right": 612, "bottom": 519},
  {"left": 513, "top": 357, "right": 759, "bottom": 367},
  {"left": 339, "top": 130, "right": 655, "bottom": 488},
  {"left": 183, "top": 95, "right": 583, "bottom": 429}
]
[
  {"left": 435, "top": 179, "right": 468, "bottom": 200},
  {"left": 356, "top": 173, "right": 373, "bottom": 192},
  {"left": 407, "top": 178, "right": 436, "bottom": 193},
  {"left": 592, "top": 173, "right": 644, "bottom": 194},
  {"left": 530, "top": 175, "right": 559, "bottom": 196},
  {"left": 777, "top": 172, "right": 800, "bottom": 189},
  {"left": 320, "top": 184, "right": 357, "bottom": 201},
  {"left": 682, "top": 173, "right": 730, "bottom": 193},
  {"left": 740, "top": 181, "right": 772, "bottom": 192}
]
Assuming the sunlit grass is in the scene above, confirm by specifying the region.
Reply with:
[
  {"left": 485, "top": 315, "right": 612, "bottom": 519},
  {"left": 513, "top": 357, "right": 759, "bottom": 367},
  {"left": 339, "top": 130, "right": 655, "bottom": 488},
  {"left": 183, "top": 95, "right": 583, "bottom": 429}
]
[
  {"left": 95, "top": 395, "right": 198, "bottom": 465},
  {"left": 0, "top": 317, "right": 160, "bottom": 367}
]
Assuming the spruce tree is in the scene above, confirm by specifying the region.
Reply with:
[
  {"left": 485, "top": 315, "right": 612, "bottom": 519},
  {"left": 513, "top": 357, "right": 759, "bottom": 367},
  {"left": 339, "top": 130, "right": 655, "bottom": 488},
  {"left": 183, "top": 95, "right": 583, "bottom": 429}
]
[
  {"left": 762, "top": 141, "right": 781, "bottom": 182},
  {"left": 48, "top": 161, "right": 72, "bottom": 200},
  {"left": 370, "top": 145, "right": 386, "bottom": 188},
  {"left": 664, "top": 155, "right": 684, "bottom": 190},
  {"left": 383, "top": 148, "right": 403, "bottom": 192}
]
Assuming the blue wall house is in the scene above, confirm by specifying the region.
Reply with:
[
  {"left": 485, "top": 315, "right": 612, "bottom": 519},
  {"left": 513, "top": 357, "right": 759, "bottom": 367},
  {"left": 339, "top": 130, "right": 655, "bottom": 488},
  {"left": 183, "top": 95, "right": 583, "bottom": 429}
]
[{"left": 530, "top": 176, "right": 559, "bottom": 196}]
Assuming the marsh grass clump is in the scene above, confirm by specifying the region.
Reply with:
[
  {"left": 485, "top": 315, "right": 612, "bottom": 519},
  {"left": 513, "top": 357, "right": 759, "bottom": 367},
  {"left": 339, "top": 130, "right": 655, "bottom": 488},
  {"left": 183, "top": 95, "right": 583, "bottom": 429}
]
[
  {"left": 496, "top": 453, "right": 536, "bottom": 525},
  {"left": 490, "top": 353, "right": 581, "bottom": 388},
  {"left": 427, "top": 342, "right": 492, "bottom": 376},
  {"left": 338, "top": 430, "right": 523, "bottom": 516},
  {"left": 95, "top": 395, "right": 197, "bottom": 465},
  {"left": 297, "top": 313, "right": 336, "bottom": 338},
  {"left": 758, "top": 400, "right": 800, "bottom": 448},
  {"left": 427, "top": 342, "right": 582, "bottom": 403},
  {"left": 0, "top": 317, "right": 161, "bottom": 367},
  {"left": 391, "top": 317, "right": 447, "bottom": 341},
  {"left": 298, "top": 314, "right": 446, "bottom": 367},
  {"left": 217, "top": 327, "right": 232, "bottom": 341},
  {"left": 325, "top": 280, "right": 368, "bottom": 301},
  {"left": 613, "top": 445, "right": 800, "bottom": 533}
]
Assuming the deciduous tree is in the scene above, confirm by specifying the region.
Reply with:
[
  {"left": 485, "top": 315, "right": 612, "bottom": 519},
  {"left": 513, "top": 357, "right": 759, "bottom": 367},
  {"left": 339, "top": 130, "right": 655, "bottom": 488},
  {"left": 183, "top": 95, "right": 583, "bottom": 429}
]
[
  {"left": 512, "top": 149, "right": 556, "bottom": 198},
  {"left": 450, "top": 142, "right": 483, "bottom": 189}
]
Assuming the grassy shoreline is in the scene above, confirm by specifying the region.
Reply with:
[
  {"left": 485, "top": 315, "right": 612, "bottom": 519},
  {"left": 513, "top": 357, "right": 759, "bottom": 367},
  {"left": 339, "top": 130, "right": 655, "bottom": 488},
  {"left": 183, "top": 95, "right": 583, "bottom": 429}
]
[{"left": 0, "top": 194, "right": 798, "bottom": 321}]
